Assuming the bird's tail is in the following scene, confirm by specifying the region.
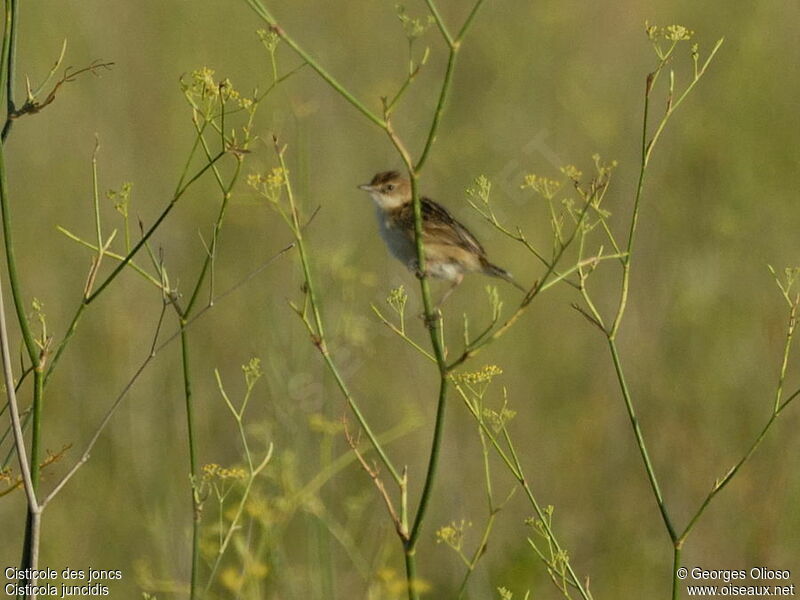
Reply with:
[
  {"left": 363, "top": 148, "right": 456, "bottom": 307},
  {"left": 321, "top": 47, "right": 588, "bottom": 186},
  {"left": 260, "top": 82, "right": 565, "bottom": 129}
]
[{"left": 482, "top": 259, "right": 527, "bottom": 292}]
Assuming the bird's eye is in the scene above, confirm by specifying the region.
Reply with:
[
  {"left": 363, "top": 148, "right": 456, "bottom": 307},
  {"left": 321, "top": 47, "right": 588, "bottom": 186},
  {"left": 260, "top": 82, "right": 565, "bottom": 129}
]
[{"left": 386, "top": 183, "right": 396, "bottom": 191}]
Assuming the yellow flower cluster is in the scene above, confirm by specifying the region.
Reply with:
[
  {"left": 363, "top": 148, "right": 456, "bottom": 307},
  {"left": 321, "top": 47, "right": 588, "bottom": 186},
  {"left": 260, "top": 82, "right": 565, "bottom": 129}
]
[
  {"left": 455, "top": 364, "right": 503, "bottom": 385},
  {"left": 257, "top": 28, "right": 280, "bottom": 52},
  {"left": 183, "top": 67, "right": 254, "bottom": 111},
  {"left": 242, "top": 357, "right": 263, "bottom": 389},
  {"left": 247, "top": 167, "right": 289, "bottom": 204},
  {"left": 435, "top": 520, "right": 469, "bottom": 551},
  {"left": 387, "top": 285, "right": 408, "bottom": 315},
  {"left": 521, "top": 173, "right": 562, "bottom": 199},
  {"left": 482, "top": 405, "right": 517, "bottom": 432},
  {"left": 497, "top": 588, "right": 514, "bottom": 600},
  {"left": 107, "top": 181, "right": 133, "bottom": 217},
  {"left": 396, "top": 5, "right": 435, "bottom": 40},
  {"left": 560, "top": 164, "right": 583, "bottom": 183},
  {"left": 202, "top": 463, "right": 247, "bottom": 481},
  {"left": 646, "top": 21, "right": 694, "bottom": 42},
  {"left": 466, "top": 174, "right": 492, "bottom": 204}
]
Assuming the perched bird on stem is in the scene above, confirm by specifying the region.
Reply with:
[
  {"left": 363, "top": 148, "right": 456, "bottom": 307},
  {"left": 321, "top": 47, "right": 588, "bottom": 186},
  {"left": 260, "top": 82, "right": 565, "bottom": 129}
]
[{"left": 358, "top": 171, "right": 526, "bottom": 306}]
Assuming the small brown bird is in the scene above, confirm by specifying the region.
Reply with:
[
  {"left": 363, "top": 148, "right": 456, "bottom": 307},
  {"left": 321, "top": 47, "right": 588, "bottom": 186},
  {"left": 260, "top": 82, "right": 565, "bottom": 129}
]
[{"left": 358, "top": 171, "right": 525, "bottom": 305}]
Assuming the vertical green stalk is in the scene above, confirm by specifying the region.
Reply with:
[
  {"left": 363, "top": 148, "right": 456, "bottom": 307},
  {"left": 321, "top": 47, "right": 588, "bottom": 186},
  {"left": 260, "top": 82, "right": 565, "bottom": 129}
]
[
  {"left": 28, "top": 371, "right": 43, "bottom": 489},
  {"left": 672, "top": 545, "right": 682, "bottom": 600},
  {"left": 407, "top": 377, "right": 447, "bottom": 551},
  {"left": 404, "top": 549, "right": 419, "bottom": 600},
  {"left": 1, "top": 0, "right": 18, "bottom": 142},
  {"left": 183, "top": 124, "right": 244, "bottom": 316},
  {"left": 180, "top": 325, "right": 201, "bottom": 600},
  {"left": 414, "top": 47, "right": 457, "bottom": 172},
  {"left": 388, "top": 152, "right": 449, "bottom": 600},
  {"left": 404, "top": 373, "right": 448, "bottom": 596},
  {"left": 390, "top": 15, "right": 488, "bottom": 578},
  {"left": 610, "top": 79, "right": 650, "bottom": 339},
  {"left": 0, "top": 116, "right": 36, "bottom": 365},
  {"left": 608, "top": 339, "right": 676, "bottom": 541},
  {"left": 0, "top": 12, "right": 42, "bottom": 583}
]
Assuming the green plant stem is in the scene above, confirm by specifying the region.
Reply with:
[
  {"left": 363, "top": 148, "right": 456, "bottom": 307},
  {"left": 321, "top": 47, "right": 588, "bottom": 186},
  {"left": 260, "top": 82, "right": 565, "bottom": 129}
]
[
  {"left": 447, "top": 207, "right": 603, "bottom": 372},
  {"left": 53, "top": 230, "right": 164, "bottom": 288},
  {"left": 6, "top": 249, "right": 289, "bottom": 598},
  {"left": 415, "top": 0, "right": 486, "bottom": 171},
  {"left": 0, "top": 0, "right": 19, "bottom": 143},
  {"left": 677, "top": 299, "right": 798, "bottom": 541},
  {"left": 457, "top": 0, "right": 487, "bottom": 41},
  {"left": 457, "top": 511, "right": 496, "bottom": 598},
  {"left": 180, "top": 325, "right": 201, "bottom": 600},
  {"left": 611, "top": 38, "right": 723, "bottom": 339},
  {"left": 415, "top": 47, "right": 456, "bottom": 172},
  {"left": 27, "top": 371, "right": 43, "bottom": 490},
  {"left": 608, "top": 338, "right": 676, "bottom": 541},
  {"left": 386, "top": 112, "right": 449, "bottom": 600},
  {"left": 504, "top": 429, "right": 592, "bottom": 600},
  {"left": 0, "top": 204, "right": 41, "bottom": 598},
  {"left": 12, "top": 143, "right": 223, "bottom": 504},
  {"left": 85, "top": 150, "right": 225, "bottom": 305},
  {"left": 456, "top": 425, "right": 503, "bottom": 599},
  {"left": 680, "top": 410, "right": 778, "bottom": 544},
  {"left": 35, "top": 249, "right": 289, "bottom": 509},
  {"left": 183, "top": 117, "right": 245, "bottom": 316},
  {"left": 179, "top": 111, "right": 250, "bottom": 598},
  {"left": 1, "top": 0, "right": 17, "bottom": 141},
  {"left": 773, "top": 298, "right": 796, "bottom": 412},
  {"left": 0, "top": 128, "right": 36, "bottom": 363},
  {"left": 404, "top": 549, "right": 419, "bottom": 599},
  {"left": 379, "top": 127, "right": 452, "bottom": 596},
  {"left": 28, "top": 117, "right": 223, "bottom": 442},
  {"left": 423, "top": 0, "right": 454, "bottom": 47},
  {"left": 452, "top": 382, "right": 592, "bottom": 598},
  {"left": 597, "top": 41, "right": 733, "bottom": 579},
  {"left": 1, "top": 5, "right": 44, "bottom": 592},
  {"left": 42, "top": 303, "right": 84, "bottom": 387},
  {"left": 17, "top": 370, "right": 44, "bottom": 589},
  {"left": 0, "top": 74, "right": 44, "bottom": 591},
  {"left": 610, "top": 83, "right": 650, "bottom": 339},
  {"left": 407, "top": 374, "right": 448, "bottom": 548},
  {"left": 244, "top": 0, "right": 385, "bottom": 128},
  {"left": 672, "top": 545, "right": 682, "bottom": 600},
  {"left": 204, "top": 372, "right": 273, "bottom": 593}
]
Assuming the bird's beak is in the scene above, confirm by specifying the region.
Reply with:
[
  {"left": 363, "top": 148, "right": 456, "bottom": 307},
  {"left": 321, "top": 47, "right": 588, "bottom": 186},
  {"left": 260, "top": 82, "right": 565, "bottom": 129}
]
[{"left": 358, "top": 184, "right": 373, "bottom": 192}]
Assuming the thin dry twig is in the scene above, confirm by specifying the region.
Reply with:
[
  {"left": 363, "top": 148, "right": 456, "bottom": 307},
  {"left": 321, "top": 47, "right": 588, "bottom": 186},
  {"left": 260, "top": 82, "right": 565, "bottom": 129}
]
[
  {"left": 343, "top": 418, "right": 407, "bottom": 541},
  {"left": 13, "top": 60, "right": 114, "bottom": 119}
]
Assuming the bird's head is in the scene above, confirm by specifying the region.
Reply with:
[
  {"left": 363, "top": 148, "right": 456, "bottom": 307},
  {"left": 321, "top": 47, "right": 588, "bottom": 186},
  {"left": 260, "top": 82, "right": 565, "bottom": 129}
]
[{"left": 358, "top": 171, "right": 411, "bottom": 211}]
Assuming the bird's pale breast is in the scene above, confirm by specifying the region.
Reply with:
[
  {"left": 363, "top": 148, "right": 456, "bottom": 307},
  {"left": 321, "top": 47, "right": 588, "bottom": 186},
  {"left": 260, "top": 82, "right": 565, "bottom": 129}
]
[{"left": 376, "top": 206, "right": 417, "bottom": 266}]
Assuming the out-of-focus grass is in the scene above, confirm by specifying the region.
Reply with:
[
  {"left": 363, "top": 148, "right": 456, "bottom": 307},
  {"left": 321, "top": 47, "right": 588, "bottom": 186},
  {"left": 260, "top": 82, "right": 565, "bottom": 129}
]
[{"left": 1, "top": 1, "right": 799, "bottom": 598}]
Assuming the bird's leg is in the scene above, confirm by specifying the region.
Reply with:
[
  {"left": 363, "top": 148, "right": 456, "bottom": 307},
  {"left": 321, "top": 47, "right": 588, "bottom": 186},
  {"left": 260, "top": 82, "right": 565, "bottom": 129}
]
[
  {"left": 409, "top": 258, "right": 426, "bottom": 280},
  {"left": 419, "top": 275, "right": 462, "bottom": 328},
  {"left": 436, "top": 273, "right": 463, "bottom": 309}
]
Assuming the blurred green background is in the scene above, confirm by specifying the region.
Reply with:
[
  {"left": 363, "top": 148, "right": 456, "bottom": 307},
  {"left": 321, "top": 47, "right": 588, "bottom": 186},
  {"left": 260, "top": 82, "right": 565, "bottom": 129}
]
[{"left": 1, "top": 1, "right": 799, "bottom": 598}]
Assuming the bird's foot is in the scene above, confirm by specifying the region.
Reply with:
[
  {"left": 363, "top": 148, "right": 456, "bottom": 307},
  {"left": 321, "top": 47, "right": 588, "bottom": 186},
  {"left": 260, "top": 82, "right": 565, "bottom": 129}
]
[
  {"left": 418, "top": 308, "right": 442, "bottom": 328},
  {"left": 408, "top": 259, "right": 426, "bottom": 280}
]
